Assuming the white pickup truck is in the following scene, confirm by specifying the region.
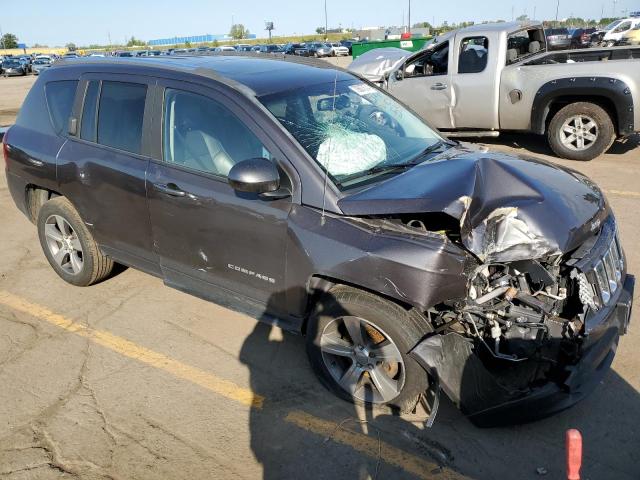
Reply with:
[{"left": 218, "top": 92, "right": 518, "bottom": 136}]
[{"left": 349, "top": 22, "right": 640, "bottom": 160}]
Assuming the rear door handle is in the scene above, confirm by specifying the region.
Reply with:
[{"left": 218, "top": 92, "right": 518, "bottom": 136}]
[
  {"left": 154, "top": 183, "right": 186, "bottom": 197},
  {"left": 431, "top": 83, "right": 448, "bottom": 90}
]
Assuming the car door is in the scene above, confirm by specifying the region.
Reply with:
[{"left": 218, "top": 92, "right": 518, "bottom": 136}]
[
  {"left": 57, "top": 73, "right": 159, "bottom": 275},
  {"left": 386, "top": 41, "right": 454, "bottom": 129},
  {"left": 449, "top": 34, "right": 498, "bottom": 129},
  {"left": 146, "top": 80, "right": 294, "bottom": 315}
]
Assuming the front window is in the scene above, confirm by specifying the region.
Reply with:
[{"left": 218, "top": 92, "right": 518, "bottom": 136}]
[
  {"left": 259, "top": 79, "right": 445, "bottom": 190},
  {"left": 605, "top": 20, "right": 622, "bottom": 31}
]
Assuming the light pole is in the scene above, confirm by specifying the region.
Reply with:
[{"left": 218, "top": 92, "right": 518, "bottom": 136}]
[
  {"left": 408, "top": 0, "right": 411, "bottom": 34},
  {"left": 555, "top": 0, "right": 560, "bottom": 26},
  {"left": 324, "top": 0, "right": 328, "bottom": 40}
]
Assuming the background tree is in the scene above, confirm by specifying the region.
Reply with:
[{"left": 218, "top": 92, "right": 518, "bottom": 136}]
[
  {"left": 126, "top": 36, "right": 146, "bottom": 47},
  {"left": 65, "top": 42, "right": 77, "bottom": 51},
  {"left": 230, "top": 24, "right": 250, "bottom": 40},
  {"left": 1, "top": 33, "right": 18, "bottom": 49},
  {"left": 316, "top": 27, "right": 326, "bottom": 34},
  {"left": 516, "top": 14, "right": 529, "bottom": 21}
]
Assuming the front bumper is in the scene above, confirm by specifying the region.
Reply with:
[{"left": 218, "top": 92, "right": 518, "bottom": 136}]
[{"left": 411, "top": 274, "right": 634, "bottom": 427}]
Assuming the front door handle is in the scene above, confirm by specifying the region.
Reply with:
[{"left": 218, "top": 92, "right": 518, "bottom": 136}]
[
  {"left": 154, "top": 183, "right": 186, "bottom": 197},
  {"left": 431, "top": 83, "right": 448, "bottom": 90}
]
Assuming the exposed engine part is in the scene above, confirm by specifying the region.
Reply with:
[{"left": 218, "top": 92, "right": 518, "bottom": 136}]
[{"left": 442, "top": 259, "right": 587, "bottom": 363}]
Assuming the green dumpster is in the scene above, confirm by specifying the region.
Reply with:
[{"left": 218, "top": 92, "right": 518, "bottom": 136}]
[{"left": 352, "top": 37, "right": 432, "bottom": 59}]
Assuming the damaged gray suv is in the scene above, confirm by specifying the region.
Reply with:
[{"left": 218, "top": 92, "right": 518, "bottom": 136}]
[{"left": 4, "top": 55, "right": 634, "bottom": 426}]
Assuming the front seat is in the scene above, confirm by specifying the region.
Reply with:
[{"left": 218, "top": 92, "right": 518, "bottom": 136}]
[{"left": 183, "top": 130, "right": 235, "bottom": 177}]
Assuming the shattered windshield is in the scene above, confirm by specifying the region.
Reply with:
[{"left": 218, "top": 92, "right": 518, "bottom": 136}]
[{"left": 259, "top": 79, "right": 444, "bottom": 189}]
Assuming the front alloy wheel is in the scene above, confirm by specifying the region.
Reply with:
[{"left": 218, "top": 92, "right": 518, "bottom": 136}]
[{"left": 320, "top": 316, "right": 405, "bottom": 403}]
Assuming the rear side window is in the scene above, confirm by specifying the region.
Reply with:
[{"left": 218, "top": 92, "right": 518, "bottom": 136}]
[
  {"left": 45, "top": 80, "right": 78, "bottom": 135},
  {"left": 97, "top": 81, "right": 147, "bottom": 154},
  {"left": 81, "top": 81, "right": 100, "bottom": 142}
]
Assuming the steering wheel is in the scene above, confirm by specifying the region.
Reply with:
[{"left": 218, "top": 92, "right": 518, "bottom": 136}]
[{"left": 357, "top": 105, "right": 405, "bottom": 137}]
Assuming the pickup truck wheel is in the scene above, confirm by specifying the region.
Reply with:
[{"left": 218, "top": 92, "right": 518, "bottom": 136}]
[
  {"left": 547, "top": 102, "right": 615, "bottom": 161},
  {"left": 37, "top": 197, "right": 114, "bottom": 286},
  {"left": 306, "top": 285, "right": 431, "bottom": 413}
]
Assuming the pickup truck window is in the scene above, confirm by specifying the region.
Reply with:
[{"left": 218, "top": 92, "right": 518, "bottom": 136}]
[
  {"left": 613, "top": 21, "right": 632, "bottom": 33},
  {"left": 506, "top": 28, "right": 545, "bottom": 64},
  {"left": 404, "top": 41, "right": 449, "bottom": 77},
  {"left": 45, "top": 80, "right": 78, "bottom": 135},
  {"left": 97, "top": 81, "right": 147, "bottom": 155},
  {"left": 458, "top": 36, "right": 488, "bottom": 74},
  {"left": 162, "top": 88, "right": 272, "bottom": 177}
]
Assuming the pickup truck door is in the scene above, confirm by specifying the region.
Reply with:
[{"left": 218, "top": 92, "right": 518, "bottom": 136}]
[
  {"left": 145, "top": 80, "right": 294, "bottom": 317},
  {"left": 448, "top": 33, "right": 499, "bottom": 130},
  {"left": 386, "top": 41, "right": 454, "bottom": 129}
]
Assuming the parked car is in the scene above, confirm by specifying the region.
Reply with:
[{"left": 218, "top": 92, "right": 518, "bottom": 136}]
[
  {"left": 568, "top": 27, "right": 597, "bottom": 48},
  {"left": 545, "top": 28, "right": 571, "bottom": 50},
  {"left": 618, "top": 24, "right": 640, "bottom": 45},
  {"left": 172, "top": 49, "right": 188, "bottom": 55},
  {"left": 62, "top": 53, "right": 79, "bottom": 59},
  {"left": 250, "top": 45, "right": 261, "bottom": 52},
  {"left": 349, "top": 21, "right": 640, "bottom": 160},
  {"left": 32, "top": 57, "right": 53, "bottom": 75},
  {"left": 235, "top": 44, "right": 253, "bottom": 52},
  {"left": 601, "top": 17, "right": 640, "bottom": 46},
  {"left": 3, "top": 55, "right": 634, "bottom": 427},
  {"left": 328, "top": 42, "right": 350, "bottom": 56},
  {"left": 1, "top": 59, "right": 27, "bottom": 77},
  {"left": 283, "top": 43, "right": 310, "bottom": 56},
  {"left": 214, "top": 45, "right": 237, "bottom": 52},
  {"left": 340, "top": 39, "right": 360, "bottom": 54},
  {"left": 17, "top": 56, "right": 32, "bottom": 73},
  {"left": 258, "top": 44, "right": 284, "bottom": 54},
  {"left": 115, "top": 51, "right": 133, "bottom": 57},
  {"left": 307, "top": 42, "right": 333, "bottom": 57}
]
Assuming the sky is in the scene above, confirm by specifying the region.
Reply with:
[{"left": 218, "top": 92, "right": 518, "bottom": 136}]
[{"left": 2, "top": 0, "right": 636, "bottom": 46}]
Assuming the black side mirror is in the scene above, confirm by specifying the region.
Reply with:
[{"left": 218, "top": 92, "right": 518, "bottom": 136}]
[
  {"left": 395, "top": 66, "right": 405, "bottom": 81},
  {"left": 228, "top": 158, "right": 281, "bottom": 194}
]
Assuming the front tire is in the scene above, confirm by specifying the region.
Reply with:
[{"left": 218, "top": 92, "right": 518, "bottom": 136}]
[
  {"left": 306, "top": 285, "right": 431, "bottom": 413},
  {"left": 547, "top": 102, "right": 615, "bottom": 161},
  {"left": 37, "top": 197, "right": 114, "bottom": 286}
]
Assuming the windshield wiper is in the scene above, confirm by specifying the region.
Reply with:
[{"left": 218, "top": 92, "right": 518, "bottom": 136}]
[{"left": 411, "top": 139, "right": 454, "bottom": 161}]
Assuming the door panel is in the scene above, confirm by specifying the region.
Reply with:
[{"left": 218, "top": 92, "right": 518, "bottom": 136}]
[
  {"left": 387, "top": 42, "right": 453, "bottom": 128},
  {"left": 146, "top": 83, "right": 293, "bottom": 313}
]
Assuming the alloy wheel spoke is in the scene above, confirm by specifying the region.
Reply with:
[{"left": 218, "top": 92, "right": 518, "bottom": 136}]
[
  {"left": 339, "top": 362, "right": 364, "bottom": 395},
  {"left": 369, "top": 365, "right": 399, "bottom": 401},
  {"left": 343, "top": 317, "right": 366, "bottom": 346},
  {"left": 55, "top": 216, "right": 69, "bottom": 236},
  {"left": 69, "top": 252, "right": 83, "bottom": 274},
  {"left": 52, "top": 248, "right": 67, "bottom": 267},
  {"left": 321, "top": 336, "right": 354, "bottom": 357},
  {"left": 44, "top": 223, "right": 63, "bottom": 243},
  {"left": 576, "top": 135, "right": 585, "bottom": 149},
  {"left": 583, "top": 120, "right": 596, "bottom": 131},
  {"left": 369, "top": 340, "right": 403, "bottom": 363},
  {"left": 70, "top": 235, "right": 82, "bottom": 252}
]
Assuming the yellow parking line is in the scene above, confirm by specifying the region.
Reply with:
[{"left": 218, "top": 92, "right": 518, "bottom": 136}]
[
  {"left": 0, "top": 291, "right": 263, "bottom": 409},
  {"left": 604, "top": 189, "right": 640, "bottom": 199},
  {"left": 0, "top": 290, "right": 469, "bottom": 480}
]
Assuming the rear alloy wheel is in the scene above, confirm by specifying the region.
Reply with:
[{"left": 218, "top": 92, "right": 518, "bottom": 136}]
[
  {"left": 547, "top": 102, "right": 615, "bottom": 160},
  {"left": 306, "top": 285, "right": 431, "bottom": 413},
  {"left": 37, "top": 197, "right": 114, "bottom": 286}
]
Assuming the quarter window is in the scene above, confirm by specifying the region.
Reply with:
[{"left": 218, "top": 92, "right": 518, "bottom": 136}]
[
  {"left": 97, "top": 81, "right": 147, "bottom": 154},
  {"left": 80, "top": 81, "right": 99, "bottom": 142},
  {"left": 45, "top": 80, "right": 78, "bottom": 135},
  {"left": 162, "top": 88, "right": 271, "bottom": 177},
  {"left": 458, "top": 36, "right": 488, "bottom": 73}
]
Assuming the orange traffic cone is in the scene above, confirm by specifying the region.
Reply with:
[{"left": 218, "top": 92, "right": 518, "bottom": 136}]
[{"left": 566, "top": 429, "right": 582, "bottom": 480}]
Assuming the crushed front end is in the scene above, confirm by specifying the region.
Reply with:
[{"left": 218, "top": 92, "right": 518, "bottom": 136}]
[{"left": 411, "top": 216, "right": 634, "bottom": 427}]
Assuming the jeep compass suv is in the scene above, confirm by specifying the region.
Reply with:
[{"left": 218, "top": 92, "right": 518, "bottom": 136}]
[{"left": 3, "top": 55, "right": 633, "bottom": 426}]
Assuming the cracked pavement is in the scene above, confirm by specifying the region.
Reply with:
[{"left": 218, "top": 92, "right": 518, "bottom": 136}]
[{"left": 1, "top": 68, "right": 639, "bottom": 480}]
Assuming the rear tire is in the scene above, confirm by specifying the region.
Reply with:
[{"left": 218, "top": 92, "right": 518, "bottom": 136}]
[
  {"left": 37, "top": 197, "right": 114, "bottom": 286},
  {"left": 547, "top": 102, "right": 615, "bottom": 161},
  {"left": 306, "top": 285, "right": 431, "bottom": 413}
]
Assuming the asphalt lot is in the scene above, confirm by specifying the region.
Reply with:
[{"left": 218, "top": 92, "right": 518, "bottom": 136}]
[{"left": 1, "top": 65, "right": 639, "bottom": 480}]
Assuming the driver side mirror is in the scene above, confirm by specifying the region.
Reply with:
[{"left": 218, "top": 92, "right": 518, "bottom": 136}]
[{"left": 228, "top": 158, "right": 290, "bottom": 199}]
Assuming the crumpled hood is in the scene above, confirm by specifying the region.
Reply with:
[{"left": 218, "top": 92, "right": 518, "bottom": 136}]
[
  {"left": 348, "top": 47, "right": 413, "bottom": 82},
  {"left": 338, "top": 148, "right": 608, "bottom": 262}
]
